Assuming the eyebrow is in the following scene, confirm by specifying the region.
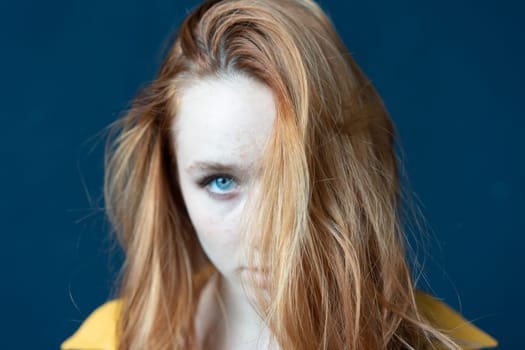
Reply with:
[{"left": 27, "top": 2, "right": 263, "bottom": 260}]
[{"left": 185, "top": 161, "right": 246, "bottom": 174}]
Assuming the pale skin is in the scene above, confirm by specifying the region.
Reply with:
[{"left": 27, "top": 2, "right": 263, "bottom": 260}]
[{"left": 172, "top": 73, "right": 278, "bottom": 350}]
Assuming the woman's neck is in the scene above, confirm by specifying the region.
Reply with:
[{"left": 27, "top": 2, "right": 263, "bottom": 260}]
[{"left": 195, "top": 273, "right": 277, "bottom": 350}]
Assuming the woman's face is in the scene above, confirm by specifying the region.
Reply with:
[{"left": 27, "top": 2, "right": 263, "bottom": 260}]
[{"left": 173, "top": 73, "right": 275, "bottom": 292}]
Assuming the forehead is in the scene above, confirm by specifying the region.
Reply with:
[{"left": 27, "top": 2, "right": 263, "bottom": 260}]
[{"left": 172, "top": 74, "right": 276, "bottom": 170}]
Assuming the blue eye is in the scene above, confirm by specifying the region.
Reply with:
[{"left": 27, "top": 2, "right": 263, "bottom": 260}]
[
  {"left": 198, "top": 174, "right": 238, "bottom": 197},
  {"left": 209, "top": 176, "right": 235, "bottom": 193}
]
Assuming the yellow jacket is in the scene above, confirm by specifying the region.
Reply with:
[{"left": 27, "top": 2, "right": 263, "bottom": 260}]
[{"left": 61, "top": 290, "right": 497, "bottom": 350}]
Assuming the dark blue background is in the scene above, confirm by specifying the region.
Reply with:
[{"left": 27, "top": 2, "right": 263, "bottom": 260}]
[{"left": 1, "top": 0, "right": 521, "bottom": 348}]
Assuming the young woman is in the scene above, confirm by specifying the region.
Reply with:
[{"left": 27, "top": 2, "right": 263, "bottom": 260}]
[{"left": 62, "top": 0, "right": 497, "bottom": 349}]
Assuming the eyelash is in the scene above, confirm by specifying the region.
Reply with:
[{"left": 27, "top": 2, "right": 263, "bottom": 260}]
[{"left": 197, "top": 173, "right": 239, "bottom": 198}]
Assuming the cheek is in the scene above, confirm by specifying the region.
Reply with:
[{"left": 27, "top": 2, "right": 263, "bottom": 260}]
[
  {"left": 180, "top": 184, "right": 245, "bottom": 271},
  {"left": 192, "top": 205, "right": 237, "bottom": 249}
]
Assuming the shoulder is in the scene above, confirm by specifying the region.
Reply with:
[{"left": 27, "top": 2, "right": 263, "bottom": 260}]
[
  {"left": 415, "top": 290, "right": 498, "bottom": 349},
  {"left": 60, "top": 291, "right": 497, "bottom": 350},
  {"left": 61, "top": 299, "right": 122, "bottom": 350}
]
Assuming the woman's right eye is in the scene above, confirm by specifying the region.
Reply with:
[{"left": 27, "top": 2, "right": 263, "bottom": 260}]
[
  {"left": 198, "top": 174, "right": 239, "bottom": 198},
  {"left": 208, "top": 176, "right": 235, "bottom": 192}
]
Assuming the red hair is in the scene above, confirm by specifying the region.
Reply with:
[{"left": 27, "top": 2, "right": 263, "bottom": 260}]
[{"left": 104, "top": 0, "right": 462, "bottom": 348}]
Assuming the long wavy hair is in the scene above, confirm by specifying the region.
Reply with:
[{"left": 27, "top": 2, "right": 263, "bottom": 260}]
[{"left": 104, "top": 0, "right": 462, "bottom": 349}]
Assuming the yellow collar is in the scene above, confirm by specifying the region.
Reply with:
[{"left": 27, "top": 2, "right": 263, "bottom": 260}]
[{"left": 61, "top": 290, "right": 497, "bottom": 350}]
